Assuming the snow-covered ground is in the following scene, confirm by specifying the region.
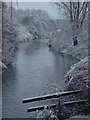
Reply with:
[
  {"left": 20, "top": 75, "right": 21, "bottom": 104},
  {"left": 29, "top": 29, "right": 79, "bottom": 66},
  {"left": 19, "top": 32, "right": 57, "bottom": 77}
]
[
  {"left": 53, "top": 57, "right": 89, "bottom": 119},
  {"left": 65, "top": 56, "right": 88, "bottom": 90},
  {"left": 51, "top": 23, "right": 88, "bottom": 60}
]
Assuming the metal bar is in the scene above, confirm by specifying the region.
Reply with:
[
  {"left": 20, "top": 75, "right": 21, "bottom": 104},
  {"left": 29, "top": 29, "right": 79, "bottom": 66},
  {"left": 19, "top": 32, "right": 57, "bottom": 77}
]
[
  {"left": 23, "top": 93, "right": 59, "bottom": 103},
  {"left": 27, "top": 99, "right": 88, "bottom": 112},
  {"left": 22, "top": 89, "right": 85, "bottom": 103},
  {"left": 64, "top": 99, "right": 88, "bottom": 106},
  {"left": 27, "top": 104, "right": 56, "bottom": 112}
]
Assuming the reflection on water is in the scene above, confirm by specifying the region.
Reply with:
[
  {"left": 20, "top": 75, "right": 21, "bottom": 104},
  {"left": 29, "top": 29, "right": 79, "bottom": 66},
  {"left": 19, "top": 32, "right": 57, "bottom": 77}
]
[{"left": 2, "top": 39, "right": 73, "bottom": 118}]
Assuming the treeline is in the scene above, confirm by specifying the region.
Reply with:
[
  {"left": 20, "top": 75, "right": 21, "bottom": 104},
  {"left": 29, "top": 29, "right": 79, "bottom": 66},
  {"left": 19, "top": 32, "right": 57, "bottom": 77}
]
[
  {"left": 2, "top": 3, "right": 18, "bottom": 66},
  {"left": 12, "top": 8, "right": 57, "bottom": 38}
]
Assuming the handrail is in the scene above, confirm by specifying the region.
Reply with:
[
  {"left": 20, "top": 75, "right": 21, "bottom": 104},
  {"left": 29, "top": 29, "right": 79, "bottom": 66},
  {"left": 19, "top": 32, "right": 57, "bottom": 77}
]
[
  {"left": 27, "top": 104, "right": 56, "bottom": 112},
  {"left": 22, "top": 89, "right": 87, "bottom": 103},
  {"left": 27, "top": 99, "right": 88, "bottom": 112}
]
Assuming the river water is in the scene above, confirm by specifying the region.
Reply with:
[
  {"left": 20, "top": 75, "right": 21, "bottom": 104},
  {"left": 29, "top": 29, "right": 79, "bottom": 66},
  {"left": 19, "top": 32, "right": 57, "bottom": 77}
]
[{"left": 2, "top": 39, "right": 73, "bottom": 118}]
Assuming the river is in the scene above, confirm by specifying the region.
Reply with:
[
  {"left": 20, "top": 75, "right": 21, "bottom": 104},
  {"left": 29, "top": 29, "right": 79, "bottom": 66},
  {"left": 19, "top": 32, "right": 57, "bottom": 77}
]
[{"left": 2, "top": 39, "right": 73, "bottom": 118}]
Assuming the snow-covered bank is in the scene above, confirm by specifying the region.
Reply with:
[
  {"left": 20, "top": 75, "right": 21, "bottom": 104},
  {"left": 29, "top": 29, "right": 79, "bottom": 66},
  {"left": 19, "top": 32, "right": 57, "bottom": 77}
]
[
  {"left": 17, "top": 25, "right": 34, "bottom": 42},
  {"left": 59, "top": 57, "right": 89, "bottom": 118},
  {"left": 51, "top": 29, "right": 88, "bottom": 60},
  {"left": 65, "top": 57, "right": 88, "bottom": 90},
  {"left": 2, "top": 21, "right": 18, "bottom": 66},
  {"left": 50, "top": 19, "right": 89, "bottom": 118},
  {"left": 2, "top": 24, "right": 34, "bottom": 70},
  {"left": 2, "top": 3, "right": 18, "bottom": 68},
  {"left": 2, "top": 4, "right": 34, "bottom": 69},
  {"left": 51, "top": 18, "right": 88, "bottom": 60}
]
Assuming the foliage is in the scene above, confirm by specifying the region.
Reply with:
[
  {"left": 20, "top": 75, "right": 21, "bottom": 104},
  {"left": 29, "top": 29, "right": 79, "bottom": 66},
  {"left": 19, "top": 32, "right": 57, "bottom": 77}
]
[{"left": 2, "top": 3, "right": 18, "bottom": 65}]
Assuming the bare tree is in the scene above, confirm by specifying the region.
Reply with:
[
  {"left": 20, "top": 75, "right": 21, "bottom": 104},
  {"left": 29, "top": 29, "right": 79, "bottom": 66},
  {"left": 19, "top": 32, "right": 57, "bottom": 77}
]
[{"left": 55, "top": 1, "right": 88, "bottom": 46}]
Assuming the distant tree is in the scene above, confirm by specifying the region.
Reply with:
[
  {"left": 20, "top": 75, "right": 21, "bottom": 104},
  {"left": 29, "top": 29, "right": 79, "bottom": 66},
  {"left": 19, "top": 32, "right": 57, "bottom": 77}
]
[
  {"left": 55, "top": 1, "right": 88, "bottom": 46},
  {"left": 21, "top": 16, "right": 34, "bottom": 26}
]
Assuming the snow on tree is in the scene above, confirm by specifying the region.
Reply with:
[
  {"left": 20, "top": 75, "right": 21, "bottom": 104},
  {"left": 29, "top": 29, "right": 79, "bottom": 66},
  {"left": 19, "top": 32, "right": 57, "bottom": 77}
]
[
  {"left": 2, "top": 3, "right": 18, "bottom": 65},
  {"left": 55, "top": 1, "right": 88, "bottom": 46},
  {"left": 12, "top": 8, "right": 57, "bottom": 39}
]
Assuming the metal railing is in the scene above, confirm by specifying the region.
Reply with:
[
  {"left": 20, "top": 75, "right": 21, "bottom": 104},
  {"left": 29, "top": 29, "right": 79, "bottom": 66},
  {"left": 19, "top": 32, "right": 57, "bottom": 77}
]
[{"left": 22, "top": 88, "right": 89, "bottom": 112}]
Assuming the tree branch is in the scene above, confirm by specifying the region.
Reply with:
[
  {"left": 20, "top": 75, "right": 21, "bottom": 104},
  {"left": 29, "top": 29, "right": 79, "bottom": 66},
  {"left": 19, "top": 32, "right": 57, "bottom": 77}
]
[
  {"left": 62, "top": 2, "right": 70, "bottom": 13},
  {"left": 80, "top": 2, "right": 88, "bottom": 27}
]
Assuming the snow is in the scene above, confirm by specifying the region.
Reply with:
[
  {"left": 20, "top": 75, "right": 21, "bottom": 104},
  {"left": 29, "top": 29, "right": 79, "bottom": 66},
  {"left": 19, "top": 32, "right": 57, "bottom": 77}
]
[
  {"left": 64, "top": 56, "right": 89, "bottom": 90},
  {"left": 51, "top": 19, "right": 88, "bottom": 60},
  {"left": 0, "top": 61, "right": 7, "bottom": 71},
  {"left": 17, "top": 25, "right": 34, "bottom": 42},
  {"left": 37, "top": 108, "right": 58, "bottom": 119},
  {"left": 49, "top": 18, "right": 89, "bottom": 118},
  {"left": 2, "top": 19, "right": 18, "bottom": 66},
  {"left": 2, "top": 22, "right": 34, "bottom": 68}
]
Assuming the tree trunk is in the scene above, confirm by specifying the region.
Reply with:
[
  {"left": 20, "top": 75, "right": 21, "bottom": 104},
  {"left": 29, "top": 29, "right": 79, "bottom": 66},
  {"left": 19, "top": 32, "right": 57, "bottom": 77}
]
[
  {"left": 72, "top": 19, "right": 78, "bottom": 46},
  {"left": 73, "top": 36, "right": 78, "bottom": 46}
]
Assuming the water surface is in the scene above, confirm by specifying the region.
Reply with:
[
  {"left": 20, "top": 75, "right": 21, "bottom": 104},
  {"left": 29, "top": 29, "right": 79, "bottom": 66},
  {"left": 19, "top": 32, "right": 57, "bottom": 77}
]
[{"left": 2, "top": 39, "right": 73, "bottom": 118}]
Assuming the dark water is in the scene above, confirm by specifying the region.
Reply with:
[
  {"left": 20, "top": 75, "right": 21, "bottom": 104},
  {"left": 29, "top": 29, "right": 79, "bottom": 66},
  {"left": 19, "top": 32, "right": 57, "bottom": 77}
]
[{"left": 2, "top": 39, "right": 73, "bottom": 118}]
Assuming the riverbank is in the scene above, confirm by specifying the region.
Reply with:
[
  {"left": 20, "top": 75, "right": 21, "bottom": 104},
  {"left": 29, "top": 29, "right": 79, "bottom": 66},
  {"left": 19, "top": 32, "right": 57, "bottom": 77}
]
[
  {"left": 56, "top": 53, "right": 88, "bottom": 119},
  {"left": 51, "top": 22, "right": 88, "bottom": 90},
  {"left": 64, "top": 57, "right": 88, "bottom": 91},
  {"left": 50, "top": 21, "right": 89, "bottom": 118},
  {"left": 60, "top": 56, "right": 89, "bottom": 119},
  {"left": 1, "top": 24, "right": 34, "bottom": 71},
  {"left": 51, "top": 29, "right": 88, "bottom": 61}
]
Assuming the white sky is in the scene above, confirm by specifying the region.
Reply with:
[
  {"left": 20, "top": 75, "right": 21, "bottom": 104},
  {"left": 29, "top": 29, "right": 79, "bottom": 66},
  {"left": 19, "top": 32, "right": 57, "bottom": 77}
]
[{"left": 11, "top": 2, "right": 60, "bottom": 19}]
